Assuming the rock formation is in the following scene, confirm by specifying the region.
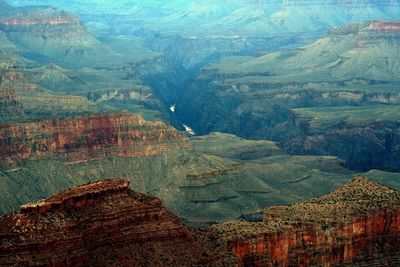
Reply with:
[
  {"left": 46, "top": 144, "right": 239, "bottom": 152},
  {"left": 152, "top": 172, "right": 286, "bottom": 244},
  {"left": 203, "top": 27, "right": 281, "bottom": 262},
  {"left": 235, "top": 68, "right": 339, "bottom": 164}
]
[
  {"left": 0, "top": 179, "right": 218, "bottom": 266},
  {"left": 0, "top": 87, "right": 24, "bottom": 120},
  {"left": 0, "top": 112, "right": 191, "bottom": 165},
  {"left": 0, "top": 3, "right": 115, "bottom": 68},
  {"left": 0, "top": 6, "right": 85, "bottom": 44},
  {"left": 212, "top": 176, "right": 400, "bottom": 266},
  {"left": 280, "top": 106, "right": 400, "bottom": 171},
  {"left": 177, "top": 20, "right": 400, "bottom": 171}
]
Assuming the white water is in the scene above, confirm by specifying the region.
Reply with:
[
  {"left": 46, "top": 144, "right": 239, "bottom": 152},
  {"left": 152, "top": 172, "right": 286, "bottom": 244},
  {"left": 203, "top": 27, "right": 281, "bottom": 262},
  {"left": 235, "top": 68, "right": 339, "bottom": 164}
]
[{"left": 183, "top": 124, "right": 195, "bottom": 135}]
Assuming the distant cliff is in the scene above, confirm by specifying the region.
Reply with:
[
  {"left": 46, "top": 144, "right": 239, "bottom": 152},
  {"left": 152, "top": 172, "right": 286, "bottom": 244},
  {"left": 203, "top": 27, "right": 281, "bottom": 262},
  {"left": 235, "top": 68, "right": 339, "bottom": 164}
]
[
  {"left": 279, "top": 107, "right": 400, "bottom": 171},
  {"left": 0, "top": 3, "right": 117, "bottom": 67},
  {"left": 0, "top": 112, "right": 191, "bottom": 166},
  {"left": 177, "top": 20, "right": 400, "bottom": 171}
]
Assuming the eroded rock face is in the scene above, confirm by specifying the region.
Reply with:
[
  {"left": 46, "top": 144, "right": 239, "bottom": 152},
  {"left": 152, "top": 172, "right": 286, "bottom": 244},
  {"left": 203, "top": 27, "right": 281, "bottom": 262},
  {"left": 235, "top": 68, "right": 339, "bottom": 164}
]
[
  {"left": 280, "top": 113, "right": 400, "bottom": 171},
  {"left": 0, "top": 87, "right": 23, "bottom": 119},
  {"left": 212, "top": 176, "right": 400, "bottom": 266},
  {"left": 0, "top": 113, "right": 191, "bottom": 165},
  {"left": 177, "top": 20, "right": 400, "bottom": 171},
  {"left": 0, "top": 179, "right": 215, "bottom": 266},
  {"left": 0, "top": 3, "right": 112, "bottom": 68},
  {"left": 0, "top": 7, "right": 85, "bottom": 43}
]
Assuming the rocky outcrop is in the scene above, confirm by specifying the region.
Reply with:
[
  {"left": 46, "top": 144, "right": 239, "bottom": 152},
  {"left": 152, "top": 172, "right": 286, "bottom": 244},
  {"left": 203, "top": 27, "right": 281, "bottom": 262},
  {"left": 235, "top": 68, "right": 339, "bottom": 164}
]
[
  {"left": 2, "top": 176, "right": 400, "bottom": 266},
  {"left": 0, "top": 88, "right": 24, "bottom": 122},
  {"left": 212, "top": 176, "right": 400, "bottom": 266},
  {"left": 20, "top": 179, "right": 131, "bottom": 214},
  {"left": 0, "top": 7, "right": 84, "bottom": 39},
  {"left": 0, "top": 4, "right": 114, "bottom": 68},
  {"left": 368, "top": 21, "right": 400, "bottom": 32},
  {"left": 177, "top": 20, "right": 400, "bottom": 171},
  {"left": 0, "top": 179, "right": 216, "bottom": 266},
  {"left": 278, "top": 109, "right": 400, "bottom": 171},
  {"left": 0, "top": 113, "right": 191, "bottom": 165},
  {"left": 0, "top": 16, "right": 80, "bottom": 28},
  {"left": 0, "top": 70, "right": 26, "bottom": 122},
  {"left": 0, "top": 69, "right": 94, "bottom": 113}
]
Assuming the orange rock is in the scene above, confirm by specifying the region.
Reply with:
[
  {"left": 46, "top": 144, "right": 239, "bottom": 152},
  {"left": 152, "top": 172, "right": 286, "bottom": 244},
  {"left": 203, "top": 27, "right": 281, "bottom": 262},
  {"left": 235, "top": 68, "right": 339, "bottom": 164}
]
[
  {"left": 216, "top": 177, "right": 400, "bottom": 266},
  {"left": 0, "top": 113, "right": 191, "bottom": 164},
  {"left": 0, "top": 179, "right": 213, "bottom": 266}
]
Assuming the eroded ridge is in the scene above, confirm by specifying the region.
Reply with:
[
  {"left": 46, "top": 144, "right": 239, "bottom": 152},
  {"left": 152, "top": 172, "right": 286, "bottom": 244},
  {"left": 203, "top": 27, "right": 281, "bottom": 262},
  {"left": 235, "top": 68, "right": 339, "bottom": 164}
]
[
  {"left": 0, "top": 179, "right": 214, "bottom": 266},
  {"left": 20, "top": 179, "right": 131, "bottom": 214},
  {"left": 0, "top": 113, "right": 191, "bottom": 165},
  {"left": 212, "top": 176, "right": 400, "bottom": 267}
]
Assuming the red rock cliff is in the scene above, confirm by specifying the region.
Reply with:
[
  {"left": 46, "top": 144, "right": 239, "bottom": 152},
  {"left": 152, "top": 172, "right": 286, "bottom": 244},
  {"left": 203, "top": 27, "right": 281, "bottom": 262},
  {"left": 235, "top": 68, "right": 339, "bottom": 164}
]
[
  {"left": 368, "top": 21, "right": 400, "bottom": 32},
  {"left": 0, "top": 16, "right": 80, "bottom": 27},
  {"left": 0, "top": 179, "right": 215, "bottom": 266},
  {"left": 0, "top": 8, "right": 80, "bottom": 28},
  {"left": 0, "top": 113, "right": 191, "bottom": 164},
  {"left": 213, "top": 176, "right": 400, "bottom": 266}
]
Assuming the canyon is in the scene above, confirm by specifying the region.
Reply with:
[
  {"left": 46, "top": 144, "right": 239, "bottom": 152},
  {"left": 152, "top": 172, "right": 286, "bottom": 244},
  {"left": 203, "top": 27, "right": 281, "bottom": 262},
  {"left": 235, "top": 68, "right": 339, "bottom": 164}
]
[
  {"left": 277, "top": 106, "right": 400, "bottom": 171},
  {"left": 177, "top": 20, "right": 400, "bottom": 171},
  {"left": 212, "top": 176, "right": 400, "bottom": 266},
  {"left": 0, "top": 112, "right": 190, "bottom": 166},
  {"left": 4, "top": 117, "right": 391, "bottom": 226},
  {"left": 0, "top": 1, "right": 400, "bottom": 265},
  {"left": 0, "top": 179, "right": 227, "bottom": 266},
  {"left": 2, "top": 176, "right": 400, "bottom": 266}
]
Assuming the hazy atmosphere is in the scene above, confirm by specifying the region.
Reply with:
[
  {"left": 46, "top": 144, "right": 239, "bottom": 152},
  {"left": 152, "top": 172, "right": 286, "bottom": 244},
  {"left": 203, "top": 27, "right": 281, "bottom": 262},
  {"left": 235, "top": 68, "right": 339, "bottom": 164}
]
[{"left": 1, "top": 0, "right": 400, "bottom": 266}]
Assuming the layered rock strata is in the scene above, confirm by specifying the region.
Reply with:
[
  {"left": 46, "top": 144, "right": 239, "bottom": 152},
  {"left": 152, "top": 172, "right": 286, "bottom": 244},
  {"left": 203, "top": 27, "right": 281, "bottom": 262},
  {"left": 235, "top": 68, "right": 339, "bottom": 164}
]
[
  {"left": 0, "top": 179, "right": 215, "bottom": 266},
  {"left": 0, "top": 113, "right": 191, "bottom": 164},
  {"left": 0, "top": 7, "right": 84, "bottom": 41},
  {"left": 177, "top": 20, "right": 400, "bottom": 171},
  {"left": 212, "top": 176, "right": 400, "bottom": 266}
]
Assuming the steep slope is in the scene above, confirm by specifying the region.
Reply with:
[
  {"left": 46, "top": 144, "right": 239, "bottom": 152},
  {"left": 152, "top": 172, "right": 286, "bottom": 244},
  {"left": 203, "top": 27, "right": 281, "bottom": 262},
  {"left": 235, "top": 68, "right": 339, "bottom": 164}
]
[
  {"left": 0, "top": 123, "right": 353, "bottom": 223},
  {"left": 279, "top": 105, "right": 400, "bottom": 171},
  {"left": 0, "top": 112, "right": 190, "bottom": 166},
  {"left": 0, "top": 30, "right": 24, "bottom": 62},
  {"left": 0, "top": 87, "right": 24, "bottom": 122},
  {"left": 0, "top": 179, "right": 224, "bottom": 266},
  {"left": 22, "top": 60, "right": 166, "bottom": 121},
  {"left": 9, "top": 0, "right": 400, "bottom": 96},
  {"left": 9, "top": 0, "right": 400, "bottom": 36},
  {"left": 201, "top": 20, "right": 400, "bottom": 82},
  {"left": 0, "top": 3, "right": 185, "bottom": 120},
  {"left": 0, "top": 3, "right": 120, "bottom": 68},
  {"left": 0, "top": 69, "right": 94, "bottom": 122},
  {"left": 1, "top": 121, "right": 400, "bottom": 224},
  {"left": 211, "top": 176, "right": 400, "bottom": 266},
  {"left": 178, "top": 20, "right": 400, "bottom": 171}
]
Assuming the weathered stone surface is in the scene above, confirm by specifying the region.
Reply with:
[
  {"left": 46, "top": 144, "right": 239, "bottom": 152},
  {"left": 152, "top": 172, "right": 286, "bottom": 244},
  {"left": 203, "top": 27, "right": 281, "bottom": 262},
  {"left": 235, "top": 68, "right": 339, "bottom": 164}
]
[
  {"left": 281, "top": 110, "right": 400, "bottom": 171},
  {"left": 0, "top": 112, "right": 191, "bottom": 165},
  {"left": 212, "top": 176, "right": 400, "bottom": 266},
  {"left": 0, "top": 179, "right": 216, "bottom": 266}
]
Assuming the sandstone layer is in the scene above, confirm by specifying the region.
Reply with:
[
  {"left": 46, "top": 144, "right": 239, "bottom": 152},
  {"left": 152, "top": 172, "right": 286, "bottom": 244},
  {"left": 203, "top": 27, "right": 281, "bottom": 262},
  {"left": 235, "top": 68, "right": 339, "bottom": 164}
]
[
  {"left": 0, "top": 179, "right": 217, "bottom": 266},
  {"left": 0, "top": 112, "right": 191, "bottom": 165},
  {"left": 212, "top": 176, "right": 400, "bottom": 266}
]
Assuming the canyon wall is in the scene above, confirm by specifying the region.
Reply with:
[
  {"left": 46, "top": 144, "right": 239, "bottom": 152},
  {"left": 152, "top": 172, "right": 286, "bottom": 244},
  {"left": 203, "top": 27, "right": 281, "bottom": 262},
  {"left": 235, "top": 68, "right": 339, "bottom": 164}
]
[
  {"left": 0, "top": 7, "right": 86, "bottom": 42},
  {"left": 0, "top": 3, "right": 116, "bottom": 68},
  {"left": 213, "top": 176, "right": 400, "bottom": 266},
  {"left": 280, "top": 110, "right": 400, "bottom": 171},
  {"left": 177, "top": 20, "right": 400, "bottom": 171},
  {"left": 0, "top": 112, "right": 191, "bottom": 166},
  {"left": 0, "top": 87, "right": 24, "bottom": 120},
  {"left": 0, "top": 179, "right": 217, "bottom": 266}
]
